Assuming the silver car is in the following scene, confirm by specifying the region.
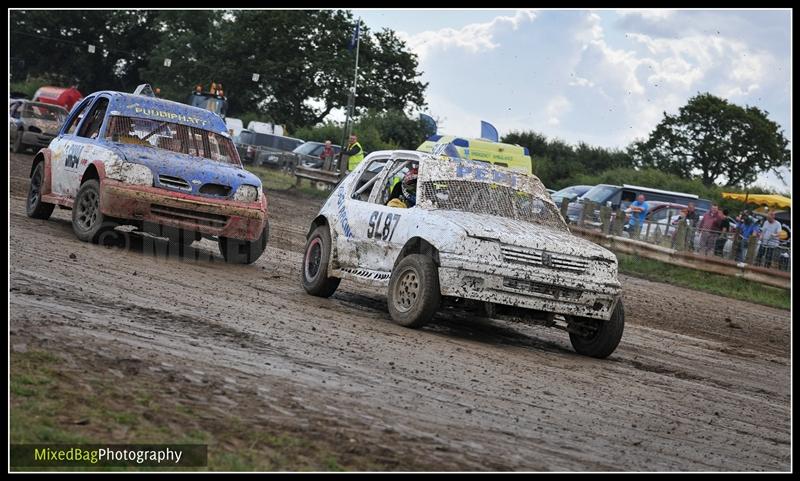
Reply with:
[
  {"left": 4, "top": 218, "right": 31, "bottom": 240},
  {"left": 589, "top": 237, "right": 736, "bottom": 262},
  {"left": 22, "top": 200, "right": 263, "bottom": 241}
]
[{"left": 9, "top": 100, "right": 68, "bottom": 153}]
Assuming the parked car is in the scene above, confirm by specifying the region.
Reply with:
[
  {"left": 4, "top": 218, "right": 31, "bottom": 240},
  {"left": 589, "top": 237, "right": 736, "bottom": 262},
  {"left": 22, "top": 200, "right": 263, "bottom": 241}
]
[
  {"left": 620, "top": 202, "right": 692, "bottom": 238},
  {"left": 300, "top": 151, "right": 625, "bottom": 358},
  {"left": 294, "top": 141, "right": 342, "bottom": 169},
  {"left": 550, "top": 184, "right": 592, "bottom": 207},
  {"left": 567, "top": 183, "right": 711, "bottom": 226},
  {"left": 25, "top": 85, "right": 269, "bottom": 264},
  {"left": 234, "top": 129, "right": 304, "bottom": 167},
  {"left": 9, "top": 100, "right": 68, "bottom": 153}
]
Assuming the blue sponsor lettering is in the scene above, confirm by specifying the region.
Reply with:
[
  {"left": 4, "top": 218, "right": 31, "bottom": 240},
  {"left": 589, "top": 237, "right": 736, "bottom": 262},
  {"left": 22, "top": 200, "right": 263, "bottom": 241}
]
[
  {"left": 336, "top": 187, "right": 353, "bottom": 238},
  {"left": 455, "top": 161, "right": 517, "bottom": 188}
]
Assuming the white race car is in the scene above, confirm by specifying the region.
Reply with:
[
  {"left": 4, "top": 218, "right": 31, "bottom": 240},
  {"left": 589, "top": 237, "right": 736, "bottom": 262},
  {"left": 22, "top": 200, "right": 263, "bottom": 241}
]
[{"left": 301, "top": 151, "right": 624, "bottom": 358}]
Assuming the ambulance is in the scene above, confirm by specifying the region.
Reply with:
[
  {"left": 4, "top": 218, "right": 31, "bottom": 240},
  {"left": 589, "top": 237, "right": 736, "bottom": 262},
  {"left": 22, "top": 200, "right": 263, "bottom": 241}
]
[{"left": 417, "top": 135, "right": 533, "bottom": 174}]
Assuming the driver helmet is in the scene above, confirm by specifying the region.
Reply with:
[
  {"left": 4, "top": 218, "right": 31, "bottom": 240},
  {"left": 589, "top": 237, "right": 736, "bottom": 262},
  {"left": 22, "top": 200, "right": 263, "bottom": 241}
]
[{"left": 402, "top": 167, "right": 418, "bottom": 204}]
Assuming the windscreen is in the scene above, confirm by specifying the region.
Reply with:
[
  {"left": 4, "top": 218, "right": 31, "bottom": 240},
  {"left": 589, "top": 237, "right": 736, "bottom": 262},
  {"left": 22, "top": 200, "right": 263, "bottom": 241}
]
[
  {"left": 22, "top": 103, "right": 67, "bottom": 123},
  {"left": 105, "top": 115, "right": 239, "bottom": 165},
  {"left": 420, "top": 181, "right": 568, "bottom": 231},
  {"left": 581, "top": 185, "right": 618, "bottom": 204}
]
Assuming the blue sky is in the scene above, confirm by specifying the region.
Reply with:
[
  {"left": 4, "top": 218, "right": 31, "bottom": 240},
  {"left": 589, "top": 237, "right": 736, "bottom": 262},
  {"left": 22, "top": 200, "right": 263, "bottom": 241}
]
[{"left": 350, "top": 9, "right": 792, "bottom": 191}]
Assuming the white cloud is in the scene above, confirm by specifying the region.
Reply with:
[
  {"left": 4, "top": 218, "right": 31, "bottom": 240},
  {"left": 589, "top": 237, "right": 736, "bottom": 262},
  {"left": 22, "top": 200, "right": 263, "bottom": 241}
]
[
  {"left": 369, "top": 8, "right": 788, "bottom": 173},
  {"left": 616, "top": 9, "right": 675, "bottom": 21},
  {"left": 545, "top": 96, "right": 571, "bottom": 126},
  {"left": 397, "top": 10, "right": 537, "bottom": 62}
]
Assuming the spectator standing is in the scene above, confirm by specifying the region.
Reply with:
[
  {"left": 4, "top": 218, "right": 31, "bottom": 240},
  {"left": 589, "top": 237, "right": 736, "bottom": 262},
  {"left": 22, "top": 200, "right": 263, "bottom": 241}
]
[
  {"left": 698, "top": 203, "right": 724, "bottom": 255},
  {"left": 625, "top": 194, "right": 649, "bottom": 239},
  {"left": 673, "top": 202, "right": 700, "bottom": 250},
  {"left": 756, "top": 211, "right": 782, "bottom": 267},
  {"left": 736, "top": 212, "right": 761, "bottom": 263},
  {"left": 320, "top": 140, "right": 335, "bottom": 170},
  {"left": 714, "top": 209, "right": 732, "bottom": 257},
  {"left": 344, "top": 134, "right": 364, "bottom": 172}
]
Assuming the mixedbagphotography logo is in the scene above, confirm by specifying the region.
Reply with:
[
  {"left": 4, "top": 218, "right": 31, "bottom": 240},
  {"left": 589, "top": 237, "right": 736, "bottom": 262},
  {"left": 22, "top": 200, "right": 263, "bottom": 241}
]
[{"left": 10, "top": 444, "right": 208, "bottom": 468}]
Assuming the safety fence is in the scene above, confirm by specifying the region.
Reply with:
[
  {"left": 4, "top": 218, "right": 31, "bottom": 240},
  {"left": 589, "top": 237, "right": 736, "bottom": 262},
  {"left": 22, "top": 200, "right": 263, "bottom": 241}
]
[{"left": 561, "top": 199, "right": 791, "bottom": 289}]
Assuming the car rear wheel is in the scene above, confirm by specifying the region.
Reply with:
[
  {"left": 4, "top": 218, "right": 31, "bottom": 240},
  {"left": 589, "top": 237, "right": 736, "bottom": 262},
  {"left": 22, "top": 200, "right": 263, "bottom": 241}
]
[
  {"left": 387, "top": 254, "right": 441, "bottom": 328},
  {"left": 568, "top": 300, "right": 625, "bottom": 359},
  {"left": 301, "top": 225, "right": 340, "bottom": 297},
  {"left": 27, "top": 162, "right": 55, "bottom": 220},
  {"left": 72, "top": 179, "right": 117, "bottom": 243},
  {"left": 218, "top": 222, "right": 269, "bottom": 264}
]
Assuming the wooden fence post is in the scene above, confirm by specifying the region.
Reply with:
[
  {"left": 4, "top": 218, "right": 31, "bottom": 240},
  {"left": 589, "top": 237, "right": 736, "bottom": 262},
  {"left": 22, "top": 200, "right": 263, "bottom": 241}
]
[
  {"left": 600, "top": 205, "right": 611, "bottom": 234},
  {"left": 560, "top": 197, "right": 570, "bottom": 220},
  {"left": 674, "top": 222, "right": 687, "bottom": 251},
  {"left": 746, "top": 236, "right": 758, "bottom": 264}
]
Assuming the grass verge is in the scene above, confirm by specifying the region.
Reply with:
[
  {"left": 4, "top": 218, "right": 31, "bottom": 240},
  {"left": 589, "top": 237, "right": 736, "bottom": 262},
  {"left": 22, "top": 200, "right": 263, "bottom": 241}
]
[
  {"left": 10, "top": 349, "right": 389, "bottom": 471},
  {"left": 246, "top": 165, "right": 333, "bottom": 200},
  {"left": 616, "top": 253, "right": 790, "bottom": 310}
]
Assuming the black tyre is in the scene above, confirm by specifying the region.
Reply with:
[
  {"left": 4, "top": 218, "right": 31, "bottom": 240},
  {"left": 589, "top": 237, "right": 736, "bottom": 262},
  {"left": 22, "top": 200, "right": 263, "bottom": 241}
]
[
  {"left": 387, "top": 254, "right": 441, "bottom": 328},
  {"left": 301, "top": 225, "right": 340, "bottom": 297},
  {"left": 218, "top": 222, "right": 268, "bottom": 264},
  {"left": 12, "top": 130, "right": 25, "bottom": 153},
  {"left": 569, "top": 300, "right": 625, "bottom": 359},
  {"left": 72, "top": 179, "right": 117, "bottom": 243},
  {"left": 27, "top": 162, "right": 55, "bottom": 219}
]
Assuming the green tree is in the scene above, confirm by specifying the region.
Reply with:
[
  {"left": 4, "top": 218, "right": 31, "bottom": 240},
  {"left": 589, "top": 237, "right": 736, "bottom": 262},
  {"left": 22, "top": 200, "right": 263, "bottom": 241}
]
[
  {"left": 10, "top": 10, "right": 162, "bottom": 92},
  {"left": 141, "top": 10, "right": 427, "bottom": 131},
  {"left": 293, "top": 109, "right": 431, "bottom": 153},
  {"left": 630, "top": 93, "right": 791, "bottom": 187},
  {"left": 502, "top": 131, "right": 632, "bottom": 188}
]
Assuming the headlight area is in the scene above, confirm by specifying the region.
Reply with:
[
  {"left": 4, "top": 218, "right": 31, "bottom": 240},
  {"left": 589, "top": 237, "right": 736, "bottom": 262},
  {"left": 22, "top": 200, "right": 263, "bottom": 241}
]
[
  {"left": 592, "top": 257, "right": 618, "bottom": 277},
  {"left": 233, "top": 184, "right": 260, "bottom": 203},
  {"left": 105, "top": 162, "right": 154, "bottom": 186}
]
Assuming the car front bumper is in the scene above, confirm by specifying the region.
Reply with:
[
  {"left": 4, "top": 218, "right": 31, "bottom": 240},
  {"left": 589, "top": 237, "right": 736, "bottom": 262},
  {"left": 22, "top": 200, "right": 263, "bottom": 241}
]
[
  {"left": 22, "top": 131, "right": 56, "bottom": 148},
  {"left": 99, "top": 179, "right": 268, "bottom": 241},
  {"left": 438, "top": 254, "right": 621, "bottom": 321}
]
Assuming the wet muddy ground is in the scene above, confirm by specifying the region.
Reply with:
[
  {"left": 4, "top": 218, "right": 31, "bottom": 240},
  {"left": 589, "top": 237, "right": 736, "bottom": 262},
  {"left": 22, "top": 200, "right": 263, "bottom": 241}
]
[{"left": 9, "top": 152, "right": 791, "bottom": 471}]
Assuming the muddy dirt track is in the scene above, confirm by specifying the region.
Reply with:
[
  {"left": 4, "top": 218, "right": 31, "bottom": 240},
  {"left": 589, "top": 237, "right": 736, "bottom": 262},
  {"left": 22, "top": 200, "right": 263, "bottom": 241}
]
[{"left": 9, "top": 151, "right": 791, "bottom": 471}]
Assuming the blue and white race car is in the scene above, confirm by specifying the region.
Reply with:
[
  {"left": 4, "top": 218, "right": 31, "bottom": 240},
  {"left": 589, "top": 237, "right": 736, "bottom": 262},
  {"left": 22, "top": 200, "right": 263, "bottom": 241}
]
[
  {"left": 26, "top": 85, "right": 269, "bottom": 264},
  {"left": 301, "top": 151, "right": 625, "bottom": 358}
]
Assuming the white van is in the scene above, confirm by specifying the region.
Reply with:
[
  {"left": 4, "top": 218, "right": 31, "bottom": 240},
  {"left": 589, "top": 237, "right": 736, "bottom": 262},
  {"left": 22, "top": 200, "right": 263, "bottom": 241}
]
[{"left": 225, "top": 117, "right": 243, "bottom": 137}]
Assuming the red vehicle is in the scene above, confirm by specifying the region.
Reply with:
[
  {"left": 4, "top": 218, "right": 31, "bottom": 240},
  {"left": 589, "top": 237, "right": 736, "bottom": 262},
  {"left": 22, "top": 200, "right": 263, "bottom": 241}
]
[{"left": 32, "top": 86, "right": 83, "bottom": 112}]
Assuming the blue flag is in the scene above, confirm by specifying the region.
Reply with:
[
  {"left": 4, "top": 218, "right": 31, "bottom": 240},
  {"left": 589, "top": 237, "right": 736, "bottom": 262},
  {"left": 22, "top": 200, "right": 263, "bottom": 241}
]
[
  {"left": 348, "top": 22, "right": 360, "bottom": 51},
  {"left": 480, "top": 121, "right": 499, "bottom": 142},
  {"left": 420, "top": 113, "right": 437, "bottom": 135}
]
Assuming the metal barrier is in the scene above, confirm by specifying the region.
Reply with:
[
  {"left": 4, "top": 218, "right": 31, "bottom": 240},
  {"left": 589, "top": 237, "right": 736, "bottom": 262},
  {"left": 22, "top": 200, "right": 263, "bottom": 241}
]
[{"left": 563, "top": 199, "right": 791, "bottom": 274}]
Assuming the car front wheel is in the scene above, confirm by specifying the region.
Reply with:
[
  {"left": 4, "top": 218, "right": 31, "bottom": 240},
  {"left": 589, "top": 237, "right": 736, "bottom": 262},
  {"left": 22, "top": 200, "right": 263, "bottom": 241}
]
[
  {"left": 218, "top": 222, "right": 269, "bottom": 264},
  {"left": 568, "top": 300, "right": 625, "bottom": 359},
  {"left": 301, "top": 225, "right": 340, "bottom": 297},
  {"left": 387, "top": 254, "right": 441, "bottom": 328},
  {"left": 27, "top": 162, "right": 55, "bottom": 219},
  {"left": 72, "top": 179, "right": 117, "bottom": 243}
]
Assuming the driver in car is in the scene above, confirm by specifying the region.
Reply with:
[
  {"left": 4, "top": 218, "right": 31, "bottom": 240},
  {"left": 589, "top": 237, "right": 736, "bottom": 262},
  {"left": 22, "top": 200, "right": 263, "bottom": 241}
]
[{"left": 386, "top": 167, "right": 418, "bottom": 209}]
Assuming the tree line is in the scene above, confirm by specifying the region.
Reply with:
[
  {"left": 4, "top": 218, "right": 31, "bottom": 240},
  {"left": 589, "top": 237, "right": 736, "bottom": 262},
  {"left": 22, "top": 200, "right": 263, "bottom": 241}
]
[
  {"left": 10, "top": 10, "right": 427, "bottom": 132},
  {"left": 503, "top": 93, "right": 790, "bottom": 198}
]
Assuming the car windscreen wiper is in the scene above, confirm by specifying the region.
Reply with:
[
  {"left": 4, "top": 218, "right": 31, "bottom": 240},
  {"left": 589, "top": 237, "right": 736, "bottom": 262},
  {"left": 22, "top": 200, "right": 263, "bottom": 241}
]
[{"left": 141, "top": 121, "right": 171, "bottom": 142}]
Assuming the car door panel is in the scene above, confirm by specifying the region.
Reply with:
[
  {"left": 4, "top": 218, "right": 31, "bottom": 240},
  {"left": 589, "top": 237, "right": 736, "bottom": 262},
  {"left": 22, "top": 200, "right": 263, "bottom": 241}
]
[
  {"left": 333, "top": 156, "right": 391, "bottom": 271},
  {"left": 50, "top": 96, "right": 95, "bottom": 197}
]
